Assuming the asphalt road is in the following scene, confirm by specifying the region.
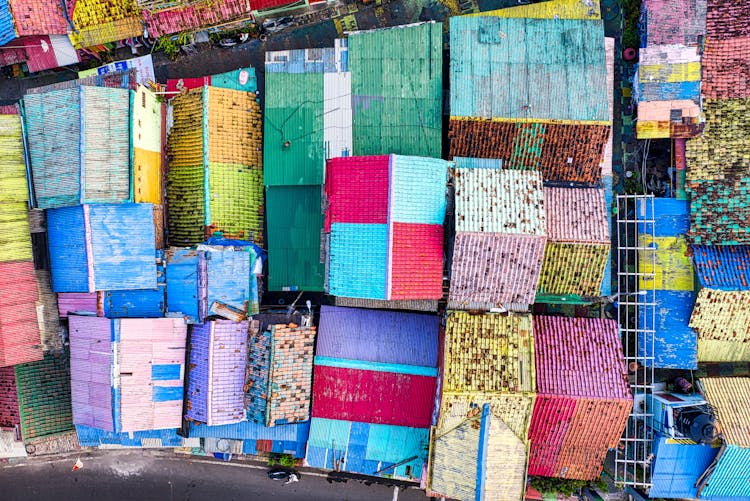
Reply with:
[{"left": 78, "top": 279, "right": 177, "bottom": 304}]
[{"left": 0, "top": 450, "right": 435, "bottom": 501}]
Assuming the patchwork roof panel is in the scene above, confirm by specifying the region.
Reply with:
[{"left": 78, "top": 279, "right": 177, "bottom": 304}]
[
  {"left": 692, "top": 245, "right": 750, "bottom": 290},
  {"left": 444, "top": 312, "right": 535, "bottom": 393},
  {"left": 454, "top": 168, "right": 545, "bottom": 235},
  {"left": 0, "top": 366, "right": 19, "bottom": 428},
  {"left": 317, "top": 306, "right": 439, "bottom": 367},
  {"left": 450, "top": 16, "right": 609, "bottom": 122},
  {"left": 690, "top": 289, "right": 750, "bottom": 362},
  {"left": 699, "top": 377, "right": 750, "bottom": 446},
  {"left": 686, "top": 176, "right": 750, "bottom": 245},
  {"left": 324, "top": 155, "right": 390, "bottom": 231},
  {"left": 389, "top": 223, "right": 444, "bottom": 300},
  {"left": 9, "top": 0, "right": 68, "bottom": 36},
  {"left": 449, "top": 232, "right": 546, "bottom": 308},
  {"left": 533, "top": 316, "right": 629, "bottom": 399},
  {"left": 642, "top": 0, "right": 706, "bottom": 46},
  {"left": 328, "top": 223, "right": 388, "bottom": 300}
]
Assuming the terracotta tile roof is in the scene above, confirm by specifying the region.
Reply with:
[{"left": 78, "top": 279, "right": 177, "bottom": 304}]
[
  {"left": 686, "top": 177, "right": 750, "bottom": 245},
  {"left": 448, "top": 232, "right": 546, "bottom": 308},
  {"left": 533, "top": 316, "right": 630, "bottom": 399},
  {"left": 706, "top": 0, "right": 750, "bottom": 40},
  {"left": 438, "top": 392, "right": 534, "bottom": 443},
  {"left": 690, "top": 289, "right": 750, "bottom": 362},
  {"left": 444, "top": 312, "right": 535, "bottom": 393},
  {"left": 702, "top": 37, "right": 750, "bottom": 99},
  {"left": 9, "top": 0, "right": 68, "bottom": 35},
  {"left": 454, "top": 168, "right": 546, "bottom": 235},
  {"left": 537, "top": 242, "right": 610, "bottom": 296},
  {"left": 699, "top": 377, "right": 750, "bottom": 446},
  {"left": 544, "top": 187, "right": 609, "bottom": 243}
]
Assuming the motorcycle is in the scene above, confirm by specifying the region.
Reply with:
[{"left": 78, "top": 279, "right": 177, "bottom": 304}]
[{"left": 267, "top": 468, "right": 300, "bottom": 485}]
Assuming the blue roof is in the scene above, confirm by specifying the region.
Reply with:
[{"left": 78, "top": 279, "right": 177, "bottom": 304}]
[
  {"left": 189, "top": 420, "right": 310, "bottom": 457},
  {"left": 449, "top": 16, "right": 608, "bottom": 122},
  {"left": 47, "top": 206, "right": 89, "bottom": 292},
  {"left": 328, "top": 223, "right": 388, "bottom": 300},
  {"left": 637, "top": 198, "right": 690, "bottom": 237},
  {"left": 265, "top": 47, "right": 345, "bottom": 74},
  {"left": 205, "top": 248, "right": 251, "bottom": 314},
  {"left": 317, "top": 305, "right": 439, "bottom": 367},
  {"left": 638, "top": 290, "right": 698, "bottom": 369},
  {"left": 0, "top": 0, "right": 16, "bottom": 46},
  {"left": 650, "top": 435, "right": 719, "bottom": 499},
  {"left": 701, "top": 445, "right": 750, "bottom": 500},
  {"left": 166, "top": 249, "right": 201, "bottom": 323},
  {"left": 76, "top": 425, "right": 184, "bottom": 447},
  {"left": 692, "top": 245, "right": 750, "bottom": 291}
]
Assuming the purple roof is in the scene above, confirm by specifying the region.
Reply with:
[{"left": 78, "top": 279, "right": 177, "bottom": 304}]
[{"left": 317, "top": 306, "right": 439, "bottom": 367}]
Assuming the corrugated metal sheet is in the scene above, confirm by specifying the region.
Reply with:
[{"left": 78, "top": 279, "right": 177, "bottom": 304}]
[
  {"left": 14, "top": 351, "right": 74, "bottom": 440},
  {"left": 700, "top": 445, "right": 750, "bottom": 499},
  {"left": 25, "top": 68, "right": 138, "bottom": 95},
  {"left": 317, "top": 305, "right": 438, "bottom": 367},
  {"left": 449, "top": 119, "right": 610, "bottom": 185},
  {"left": 482, "top": 412, "right": 529, "bottom": 501},
  {"left": 533, "top": 316, "right": 630, "bottom": 399},
  {"left": 450, "top": 17, "right": 608, "bottom": 121},
  {"left": 8, "top": 0, "right": 68, "bottom": 35},
  {"left": 638, "top": 236, "right": 694, "bottom": 291},
  {"left": 58, "top": 293, "right": 98, "bottom": 317},
  {"left": 328, "top": 223, "right": 388, "bottom": 300},
  {"left": 332, "top": 295, "right": 438, "bottom": 312},
  {"left": 68, "top": 0, "right": 141, "bottom": 48},
  {"left": 0, "top": 366, "right": 19, "bottom": 428},
  {"left": 265, "top": 186, "right": 325, "bottom": 292},
  {"left": 390, "top": 155, "right": 448, "bottom": 225},
  {"left": 311, "top": 364, "right": 436, "bottom": 428},
  {"left": 638, "top": 290, "right": 698, "bottom": 369},
  {"left": 528, "top": 396, "right": 631, "bottom": 480},
  {"left": 190, "top": 420, "right": 310, "bottom": 458},
  {"left": 165, "top": 248, "right": 201, "bottom": 323},
  {"left": 102, "top": 287, "right": 165, "bottom": 318},
  {"left": 544, "top": 187, "right": 608, "bottom": 243},
  {"left": 132, "top": 85, "right": 162, "bottom": 205},
  {"left": 448, "top": 232, "right": 546, "bottom": 308},
  {"left": 639, "top": 197, "right": 690, "bottom": 236},
  {"left": 429, "top": 420, "right": 479, "bottom": 500},
  {"left": 649, "top": 435, "right": 719, "bottom": 499},
  {"left": 69, "top": 316, "right": 113, "bottom": 431},
  {"left": 187, "top": 320, "right": 247, "bottom": 426},
  {"left": 692, "top": 245, "right": 750, "bottom": 290},
  {"left": 470, "top": 0, "right": 602, "bottom": 19},
  {"left": 118, "top": 318, "right": 187, "bottom": 432},
  {"left": 349, "top": 23, "right": 442, "bottom": 158},
  {"left": 700, "top": 377, "right": 750, "bottom": 447},
  {"left": 76, "top": 425, "right": 186, "bottom": 448},
  {"left": 324, "top": 155, "right": 390, "bottom": 231},
  {"left": 306, "top": 418, "right": 428, "bottom": 480},
  {"left": 205, "top": 247, "right": 252, "bottom": 317},
  {"left": 142, "top": 0, "right": 254, "bottom": 38},
  {"left": 537, "top": 243, "right": 610, "bottom": 296},
  {"left": 455, "top": 167, "right": 545, "bottom": 235},
  {"left": 0, "top": 203, "right": 32, "bottom": 262},
  {"left": 642, "top": 0, "right": 705, "bottom": 46},
  {"left": 0, "top": 114, "right": 28, "bottom": 204},
  {"left": 444, "top": 312, "right": 535, "bottom": 393},
  {"left": 438, "top": 392, "right": 534, "bottom": 444},
  {"left": 690, "top": 289, "right": 750, "bottom": 362},
  {"left": 0, "top": 0, "right": 16, "bottom": 46},
  {"left": 390, "top": 223, "right": 444, "bottom": 300},
  {"left": 34, "top": 270, "right": 62, "bottom": 353},
  {"left": 0, "top": 260, "right": 43, "bottom": 367}
]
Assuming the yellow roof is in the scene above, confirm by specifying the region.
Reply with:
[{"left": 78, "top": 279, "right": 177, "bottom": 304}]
[
  {"left": 468, "top": 0, "right": 601, "bottom": 20},
  {"left": 700, "top": 377, "right": 750, "bottom": 447}
]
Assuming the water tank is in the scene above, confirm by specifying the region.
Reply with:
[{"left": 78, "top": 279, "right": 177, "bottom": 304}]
[{"left": 675, "top": 406, "right": 718, "bottom": 443}]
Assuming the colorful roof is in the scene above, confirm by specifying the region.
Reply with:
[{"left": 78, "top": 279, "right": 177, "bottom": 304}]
[
  {"left": 0, "top": 366, "right": 19, "bottom": 428},
  {"left": 0, "top": 113, "right": 28, "bottom": 204},
  {"left": 444, "top": 312, "right": 535, "bottom": 393},
  {"left": 450, "top": 16, "right": 608, "bottom": 122},
  {"left": 142, "top": 0, "right": 253, "bottom": 38},
  {"left": 0, "top": 260, "right": 42, "bottom": 367},
  {"left": 8, "top": 0, "right": 68, "bottom": 35},
  {"left": 469, "top": 0, "right": 601, "bottom": 19},
  {"left": 533, "top": 316, "right": 629, "bottom": 398},
  {"left": 187, "top": 321, "right": 248, "bottom": 426},
  {"left": 649, "top": 435, "right": 719, "bottom": 499},
  {"left": 69, "top": 0, "right": 141, "bottom": 48},
  {"left": 637, "top": 46, "right": 701, "bottom": 104},
  {"left": 705, "top": 0, "right": 750, "bottom": 40},
  {"left": 686, "top": 176, "right": 750, "bottom": 245},
  {"left": 537, "top": 242, "right": 610, "bottom": 296},
  {"left": 14, "top": 352, "right": 74, "bottom": 440},
  {"left": 325, "top": 155, "right": 389, "bottom": 231},
  {"left": 690, "top": 289, "right": 750, "bottom": 362},
  {"left": 438, "top": 392, "right": 534, "bottom": 444},
  {"left": 317, "top": 306, "right": 439, "bottom": 368},
  {"left": 699, "top": 445, "right": 750, "bottom": 500},
  {"left": 454, "top": 168, "right": 545, "bottom": 235},
  {"left": 638, "top": 290, "right": 698, "bottom": 370},
  {"left": 69, "top": 316, "right": 113, "bottom": 431},
  {"left": 448, "top": 232, "right": 546, "bottom": 308},
  {"left": 0, "top": 202, "right": 32, "bottom": 263},
  {"left": 692, "top": 245, "right": 750, "bottom": 290},
  {"left": 703, "top": 37, "right": 750, "bottom": 99},
  {"left": 544, "top": 187, "right": 609, "bottom": 243},
  {"left": 34, "top": 270, "right": 62, "bottom": 353},
  {"left": 641, "top": 0, "right": 706, "bottom": 46},
  {"left": 699, "top": 377, "right": 750, "bottom": 446},
  {"left": 0, "top": 0, "right": 16, "bottom": 46},
  {"left": 191, "top": 420, "right": 310, "bottom": 458}
]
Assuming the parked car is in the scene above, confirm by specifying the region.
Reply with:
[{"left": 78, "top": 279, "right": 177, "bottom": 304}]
[{"left": 261, "top": 16, "right": 296, "bottom": 34}]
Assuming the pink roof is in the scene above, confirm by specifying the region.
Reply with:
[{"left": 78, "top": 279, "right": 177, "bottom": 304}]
[
  {"left": 544, "top": 187, "right": 609, "bottom": 244},
  {"left": 325, "top": 155, "right": 390, "bottom": 232},
  {"left": 143, "top": 0, "right": 254, "bottom": 38},
  {"left": 0, "top": 261, "right": 43, "bottom": 367},
  {"left": 9, "top": 0, "right": 68, "bottom": 35},
  {"left": 389, "top": 223, "right": 443, "bottom": 300},
  {"left": 533, "top": 316, "right": 630, "bottom": 399}
]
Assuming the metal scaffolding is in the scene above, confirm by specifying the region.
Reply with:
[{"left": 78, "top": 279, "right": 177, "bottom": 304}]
[{"left": 614, "top": 194, "right": 656, "bottom": 491}]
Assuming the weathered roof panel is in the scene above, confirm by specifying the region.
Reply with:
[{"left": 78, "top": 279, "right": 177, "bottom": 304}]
[
  {"left": 699, "top": 377, "right": 750, "bottom": 447},
  {"left": 690, "top": 289, "right": 750, "bottom": 362}
]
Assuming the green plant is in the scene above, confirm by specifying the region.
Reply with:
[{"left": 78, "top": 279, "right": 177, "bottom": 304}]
[
  {"left": 155, "top": 36, "right": 180, "bottom": 60},
  {"left": 529, "top": 476, "right": 587, "bottom": 496},
  {"left": 268, "top": 453, "right": 296, "bottom": 467}
]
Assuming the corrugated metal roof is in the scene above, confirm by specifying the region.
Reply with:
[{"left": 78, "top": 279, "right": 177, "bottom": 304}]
[
  {"left": 438, "top": 392, "right": 534, "bottom": 444},
  {"left": 482, "top": 412, "right": 527, "bottom": 501},
  {"left": 700, "top": 377, "right": 750, "bottom": 447},
  {"left": 187, "top": 320, "right": 247, "bottom": 426},
  {"left": 265, "top": 186, "right": 325, "bottom": 292},
  {"left": 700, "top": 444, "right": 750, "bottom": 499},
  {"left": 349, "top": 23, "right": 442, "bottom": 158},
  {"left": 544, "top": 187, "right": 608, "bottom": 243},
  {"left": 537, "top": 242, "right": 610, "bottom": 296},
  {"left": 306, "top": 418, "right": 428, "bottom": 480},
  {"left": 69, "top": 316, "right": 113, "bottom": 431},
  {"left": 638, "top": 290, "right": 698, "bottom": 369},
  {"left": 165, "top": 248, "right": 200, "bottom": 322},
  {"left": 190, "top": 419, "right": 309, "bottom": 441},
  {"left": 8, "top": 0, "right": 68, "bottom": 36},
  {"left": 690, "top": 289, "right": 750, "bottom": 362},
  {"left": 328, "top": 223, "right": 388, "bottom": 300},
  {"left": 528, "top": 396, "right": 631, "bottom": 480},
  {"left": 24, "top": 68, "right": 138, "bottom": 95},
  {"left": 638, "top": 235, "right": 694, "bottom": 291},
  {"left": 204, "top": 246, "right": 253, "bottom": 316},
  {"left": 142, "top": 0, "right": 253, "bottom": 38},
  {"left": 76, "top": 425, "right": 186, "bottom": 448},
  {"left": 324, "top": 155, "right": 390, "bottom": 231},
  {"left": 642, "top": 0, "right": 705, "bottom": 46},
  {"left": 533, "top": 316, "right": 630, "bottom": 399},
  {"left": 0, "top": 0, "right": 16, "bottom": 46},
  {"left": 429, "top": 419, "right": 479, "bottom": 500},
  {"left": 34, "top": 270, "right": 62, "bottom": 353},
  {"left": 311, "top": 364, "right": 436, "bottom": 428},
  {"left": 692, "top": 245, "right": 750, "bottom": 290},
  {"left": 132, "top": 86, "right": 162, "bottom": 205},
  {"left": 444, "top": 312, "right": 535, "bottom": 393},
  {"left": 455, "top": 168, "right": 546, "bottom": 235},
  {"left": 470, "top": 0, "right": 602, "bottom": 19},
  {"left": 0, "top": 366, "right": 19, "bottom": 428},
  {"left": 332, "top": 296, "right": 439, "bottom": 312},
  {"left": 649, "top": 435, "right": 719, "bottom": 499},
  {"left": 0, "top": 114, "right": 29, "bottom": 204},
  {"left": 0, "top": 202, "right": 32, "bottom": 262},
  {"left": 14, "top": 351, "right": 74, "bottom": 440},
  {"left": 390, "top": 223, "right": 444, "bottom": 300},
  {"left": 317, "top": 305, "right": 439, "bottom": 367},
  {"left": 0, "top": 260, "right": 43, "bottom": 367},
  {"left": 57, "top": 293, "right": 98, "bottom": 317},
  {"left": 450, "top": 16, "right": 608, "bottom": 122},
  {"left": 448, "top": 232, "right": 546, "bottom": 308},
  {"left": 390, "top": 155, "right": 449, "bottom": 225}
]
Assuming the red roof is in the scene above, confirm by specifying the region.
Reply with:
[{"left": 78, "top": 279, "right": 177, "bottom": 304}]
[
  {"left": 389, "top": 223, "right": 443, "bottom": 300},
  {"left": 0, "top": 366, "right": 19, "bottom": 428},
  {"left": 311, "top": 364, "right": 436, "bottom": 428},
  {"left": 706, "top": 0, "right": 750, "bottom": 40},
  {"left": 324, "top": 155, "right": 390, "bottom": 232},
  {"left": 702, "top": 37, "right": 750, "bottom": 99},
  {"left": 143, "top": 0, "right": 255, "bottom": 38},
  {"left": 9, "top": 0, "right": 68, "bottom": 36},
  {"left": 0, "top": 261, "right": 43, "bottom": 367}
]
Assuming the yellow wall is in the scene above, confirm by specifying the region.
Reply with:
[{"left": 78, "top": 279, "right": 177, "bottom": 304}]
[
  {"left": 132, "top": 86, "right": 162, "bottom": 204},
  {"left": 638, "top": 235, "right": 694, "bottom": 291}
]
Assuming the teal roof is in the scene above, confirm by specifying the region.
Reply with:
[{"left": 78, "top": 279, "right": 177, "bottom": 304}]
[
  {"left": 450, "top": 16, "right": 609, "bottom": 122},
  {"left": 349, "top": 23, "right": 443, "bottom": 158}
]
